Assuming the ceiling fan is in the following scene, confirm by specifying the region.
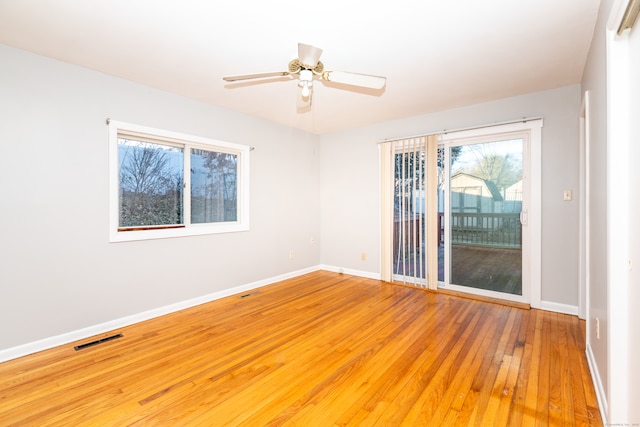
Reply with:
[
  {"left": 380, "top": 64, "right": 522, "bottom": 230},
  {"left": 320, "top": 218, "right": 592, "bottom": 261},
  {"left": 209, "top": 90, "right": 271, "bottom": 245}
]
[{"left": 222, "top": 43, "right": 386, "bottom": 109}]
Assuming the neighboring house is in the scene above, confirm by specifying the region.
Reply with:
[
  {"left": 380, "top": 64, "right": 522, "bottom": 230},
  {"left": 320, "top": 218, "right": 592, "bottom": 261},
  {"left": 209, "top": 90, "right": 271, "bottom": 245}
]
[
  {"left": 450, "top": 172, "right": 504, "bottom": 213},
  {"left": 504, "top": 180, "right": 523, "bottom": 201}
]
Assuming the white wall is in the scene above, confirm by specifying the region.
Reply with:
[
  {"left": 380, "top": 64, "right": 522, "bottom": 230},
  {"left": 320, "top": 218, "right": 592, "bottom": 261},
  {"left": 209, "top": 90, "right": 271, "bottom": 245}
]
[
  {"left": 0, "top": 45, "right": 321, "bottom": 353},
  {"left": 604, "top": 1, "right": 640, "bottom": 422},
  {"left": 626, "top": 14, "right": 640, "bottom": 423},
  {"left": 581, "top": 0, "right": 640, "bottom": 422},
  {"left": 319, "top": 85, "right": 582, "bottom": 308}
]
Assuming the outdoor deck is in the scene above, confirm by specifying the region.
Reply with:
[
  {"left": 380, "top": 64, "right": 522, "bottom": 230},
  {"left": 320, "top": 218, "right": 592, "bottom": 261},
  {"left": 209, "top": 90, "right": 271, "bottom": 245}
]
[
  {"left": 395, "top": 212, "right": 522, "bottom": 295},
  {"left": 450, "top": 244, "right": 522, "bottom": 295},
  {"left": 397, "top": 244, "right": 521, "bottom": 295}
]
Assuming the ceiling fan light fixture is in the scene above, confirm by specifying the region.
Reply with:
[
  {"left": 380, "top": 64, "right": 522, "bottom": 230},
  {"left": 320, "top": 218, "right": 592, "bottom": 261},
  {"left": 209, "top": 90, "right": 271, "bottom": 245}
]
[
  {"left": 301, "top": 84, "right": 310, "bottom": 98},
  {"left": 298, "top": 69, "right": 313, "bottom": 98},
  {"left": 299, "top": 69, "right": 313, "bottom": 83}
]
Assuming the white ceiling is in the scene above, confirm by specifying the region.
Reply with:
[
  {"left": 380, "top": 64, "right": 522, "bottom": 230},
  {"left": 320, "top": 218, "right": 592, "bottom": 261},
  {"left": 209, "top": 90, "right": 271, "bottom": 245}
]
[{"left": 0, "top": 0, "right": 601, "bottom": 135}]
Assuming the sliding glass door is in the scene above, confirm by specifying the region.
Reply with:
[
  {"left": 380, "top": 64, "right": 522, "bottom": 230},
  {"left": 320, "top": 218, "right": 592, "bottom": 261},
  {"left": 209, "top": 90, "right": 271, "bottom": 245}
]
[
  {"left": 383, "top": 119, "right": 541, "bottom": 306},
  {"left": 384, "top": 135, "right": 438, "bottom": 288},
  {"left": 439, "top": 132, "right": 529, "bottom": 302},
  {"left": 393, "top": 147, "right": 426, "bottom": 284}
]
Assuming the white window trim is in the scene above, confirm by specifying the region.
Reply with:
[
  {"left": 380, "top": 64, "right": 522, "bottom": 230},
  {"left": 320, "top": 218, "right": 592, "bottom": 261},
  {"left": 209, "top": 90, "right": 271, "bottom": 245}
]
[{"left": 108, "top": 120, "right": 250, "bottom": 242}]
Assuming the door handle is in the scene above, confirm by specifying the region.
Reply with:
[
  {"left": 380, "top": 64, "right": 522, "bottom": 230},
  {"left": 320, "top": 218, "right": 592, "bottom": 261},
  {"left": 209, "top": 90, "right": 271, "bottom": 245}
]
[{"left": 520, "top": 209, "right": 528, "bottom": 226}]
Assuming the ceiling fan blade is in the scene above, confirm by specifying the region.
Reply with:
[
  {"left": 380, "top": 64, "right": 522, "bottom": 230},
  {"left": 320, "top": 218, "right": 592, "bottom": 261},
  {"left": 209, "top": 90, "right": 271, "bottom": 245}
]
[
  {"left": 298, "top": 43, "right": 323, "bottom": 68},
  {"left": 223, "top": 71, "right": 290, "bottom": 82},
  {"left": 322, "top": 70, "right": 386, "bottom": 90}
]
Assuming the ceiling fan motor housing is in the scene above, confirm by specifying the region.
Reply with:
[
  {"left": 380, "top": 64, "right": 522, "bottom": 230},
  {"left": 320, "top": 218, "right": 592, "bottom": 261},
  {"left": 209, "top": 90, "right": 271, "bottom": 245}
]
[{"left": 288, "top": 59, "right": 324, "bottom": 75}]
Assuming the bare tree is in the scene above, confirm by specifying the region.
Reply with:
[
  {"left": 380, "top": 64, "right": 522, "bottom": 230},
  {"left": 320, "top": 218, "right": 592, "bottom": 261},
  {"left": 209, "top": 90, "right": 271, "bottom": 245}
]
[
  {"left": 119, "top": 140, "right": 183, "bottom": 227},
  {"left": 190, "top": 150, "right": 237, "bottom": 223},
  {"left": 468, "top": 151, "right": 521, "bottom": 190}
]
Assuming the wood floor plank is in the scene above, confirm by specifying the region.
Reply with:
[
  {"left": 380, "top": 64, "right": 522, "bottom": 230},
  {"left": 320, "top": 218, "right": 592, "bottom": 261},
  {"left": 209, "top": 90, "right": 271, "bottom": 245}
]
[
  {"left": 495, "top": 344, "right": 524, "bottom": 426},
  {"left": 536, "top": 311, "right": 553, "bottom": 426},
  {"left": 333, "top": 302, "right": 455, "bottom": 425},
  {"left": 556, "top": 312, "right": 576, "bottom": 426},
  {"left": 523, "top": 309, "right": 544, "bottom": 426},
  {"left": 393, "top": 304, "right": 493, "bottom": 426},
  {"left": 464, "top": 307, "right": 517, "bottom": 425},
  {"left": 283, "top": 291, "right": 454, "bottom": 426},
  {"left": 506, "top": 308, "right": 533, "bottom": 426},
  {"left": 0, "top": 271, "right": 603, "bottom": 426},
  {"left": 432, "top": 305, "right": 502, "bottom": 422}
]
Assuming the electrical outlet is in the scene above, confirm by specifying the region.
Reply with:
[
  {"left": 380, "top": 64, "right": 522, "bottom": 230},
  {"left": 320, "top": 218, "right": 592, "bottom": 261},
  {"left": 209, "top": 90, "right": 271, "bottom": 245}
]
[
  {"left": 563, "top": 190, "right": 573, "bottom": 201},
  {"left": 289, "top": 249, "right": 294, "bottom": 259},
  {"left": 361, "top": 252, "right": 367, "bottom": 261}
]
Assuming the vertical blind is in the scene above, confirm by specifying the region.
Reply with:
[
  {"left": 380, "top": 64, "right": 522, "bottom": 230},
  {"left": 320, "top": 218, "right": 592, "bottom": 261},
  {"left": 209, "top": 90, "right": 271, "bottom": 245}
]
[{"left": 380, "top": 134, "right": 439, "bottom": 289}]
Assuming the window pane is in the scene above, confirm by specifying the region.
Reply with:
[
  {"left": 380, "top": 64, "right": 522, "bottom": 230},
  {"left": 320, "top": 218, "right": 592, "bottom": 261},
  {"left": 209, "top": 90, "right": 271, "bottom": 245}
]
[
  {"left": 392, "top": 150, "right": 426, "bottom": 280},
  {"left": 118, "top": 138, "right": 184, "bottom": 228},
  {"left": 449, "top": 138, "right": 523, "bottom": 295},
  {"left": 190, "top": 149, "right": 238, "bottom": 223}
]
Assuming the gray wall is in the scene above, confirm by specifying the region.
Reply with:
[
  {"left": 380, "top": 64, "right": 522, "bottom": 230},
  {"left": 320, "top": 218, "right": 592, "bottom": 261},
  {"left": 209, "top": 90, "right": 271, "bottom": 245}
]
[
  {"left": 581, "top": 0, "right": 611, "bottom": 410},
  {"left": 0, "top": 45, "right": 321, "bottom": 352},
  {"left": 581, "top": 0, "right": 640, "bottom": 421},
  {"left": 318, "top": 85, "right": 582, "bottom": 308},
  {"left": 0, "top": 43, "right": 586, "bottom": 359}
]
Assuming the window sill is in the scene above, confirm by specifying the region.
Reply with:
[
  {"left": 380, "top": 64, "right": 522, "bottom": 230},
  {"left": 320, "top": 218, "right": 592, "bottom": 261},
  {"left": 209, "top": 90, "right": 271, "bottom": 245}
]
[{"left": 109, "top": 222, "right": 249, "bottom": 243}]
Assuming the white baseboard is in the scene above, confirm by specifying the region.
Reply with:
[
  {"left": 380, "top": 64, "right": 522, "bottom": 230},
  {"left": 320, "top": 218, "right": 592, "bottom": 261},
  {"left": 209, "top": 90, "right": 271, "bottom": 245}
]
[
  {"left": 539, "top": 300, "right": 579, "bottom": 316},
  {"left": 322, "top": 268, "right": 583, "bottom": 318},
  {"left": 0, "top": 266, "right": 321, "bottom": 363},
  {"left": 0, "top": 267, "right": 584, "bottom": 364},
  {"left": 586, "top": 343, "right": 608, "bottom": 424},
  {"left": 318, "top": 264, "right": 381, "bottom": 280}
]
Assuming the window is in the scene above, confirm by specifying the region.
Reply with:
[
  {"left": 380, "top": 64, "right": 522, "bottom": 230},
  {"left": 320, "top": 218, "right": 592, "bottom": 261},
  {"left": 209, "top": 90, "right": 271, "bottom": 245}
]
[{"left": 109, "top": 120, "right": 250, "bottom": 242}]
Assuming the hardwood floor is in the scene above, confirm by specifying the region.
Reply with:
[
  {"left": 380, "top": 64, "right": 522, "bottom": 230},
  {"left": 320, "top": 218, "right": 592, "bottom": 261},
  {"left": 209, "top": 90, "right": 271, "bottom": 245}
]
[{"left": 0, "top": 271, "right": 602, "bottom": 426}]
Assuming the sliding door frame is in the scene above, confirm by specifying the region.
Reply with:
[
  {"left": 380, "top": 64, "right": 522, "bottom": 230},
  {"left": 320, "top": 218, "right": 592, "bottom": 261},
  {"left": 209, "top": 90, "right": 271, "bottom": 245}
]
[{"left": 438, "top": 120, "right": 542, "bottom": 307}]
